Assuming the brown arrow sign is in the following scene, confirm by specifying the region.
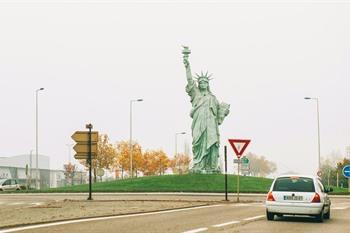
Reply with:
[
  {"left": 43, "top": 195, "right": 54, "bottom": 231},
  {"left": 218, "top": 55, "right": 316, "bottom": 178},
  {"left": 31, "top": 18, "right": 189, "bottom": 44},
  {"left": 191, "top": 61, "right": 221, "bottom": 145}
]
[
  {"left": 71, "top": 131, "right": 98, "bottom": 143},
  {"left": 74, "top": 154, "right": 97, "bottom": 160},
  {"left": 73, "top": 143, "right": 97, "bottom": 154}
]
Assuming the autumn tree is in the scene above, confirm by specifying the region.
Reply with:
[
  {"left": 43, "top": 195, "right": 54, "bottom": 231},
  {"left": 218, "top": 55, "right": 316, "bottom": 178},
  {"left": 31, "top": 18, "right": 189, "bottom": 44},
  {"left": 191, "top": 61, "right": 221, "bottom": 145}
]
[
  {"left": 141, "top": 150, "right": 170, "bottom": 176},
  {"left": 115, "top": 140, "right": 142, "bottom": 178},
  {"left": 245, "top": 152, "right": 277, "bottom": 177},
  {"left": 63, "top": 162, "right": 77, "bottom": 185},
  {"left": 77, "top": 134, "right": 117, "bottom": 182},
  {"left": 170, "top": 153, "right": 191, "bottom": 174},
  {"left": 320, "top": 150, "right": 345, "bottom": 187}
]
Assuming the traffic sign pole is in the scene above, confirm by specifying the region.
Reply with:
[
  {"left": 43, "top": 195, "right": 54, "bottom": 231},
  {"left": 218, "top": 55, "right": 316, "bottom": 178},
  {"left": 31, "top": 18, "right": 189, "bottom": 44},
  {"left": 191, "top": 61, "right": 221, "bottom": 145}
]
[
  {"left": 228, "top": 139, "right": 251, "bottom": 203},
  {"left": 224, "top": 146, "right": 228, "bottom": 201},
  {"left": 237, "top": 158, "right": 240, "bottom": 203},
  {"left": 342, "top": 165, "right": 350, "bottom": 192},
  {"left": 71, "top": 127, "right": 99, "bottom": 200},
  {"left": 86, "top": 124, "right": 93, "bottom": 201}
]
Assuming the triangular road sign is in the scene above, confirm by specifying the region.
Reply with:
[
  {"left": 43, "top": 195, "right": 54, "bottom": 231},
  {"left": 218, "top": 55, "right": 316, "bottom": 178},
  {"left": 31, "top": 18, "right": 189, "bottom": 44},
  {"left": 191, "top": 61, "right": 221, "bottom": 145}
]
[{"left": 228, "top": 139, "right": 251, "bottom": 158}]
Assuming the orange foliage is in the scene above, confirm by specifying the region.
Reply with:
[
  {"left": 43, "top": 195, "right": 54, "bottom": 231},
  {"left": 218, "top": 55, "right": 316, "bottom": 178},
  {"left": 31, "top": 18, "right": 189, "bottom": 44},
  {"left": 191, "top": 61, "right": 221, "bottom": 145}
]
[
  {"left": 77, "top": 134, "right": 117, "bottom": 182},
  {"left": 141, "top": 150, "right": 170, "bottom": 176},
  {"left": 170, "top": 153, "right": 191, "bottom": 174},
  {"left": 115, "top": 140, "right": 142, "bottom": 177}
]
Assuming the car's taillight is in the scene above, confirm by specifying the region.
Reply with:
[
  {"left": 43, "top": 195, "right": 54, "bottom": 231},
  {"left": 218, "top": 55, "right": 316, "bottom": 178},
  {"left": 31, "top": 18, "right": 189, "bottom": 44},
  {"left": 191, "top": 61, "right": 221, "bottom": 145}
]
[
  {"left": 311, "top": 192, "right": 321, "bottom": 203},
  {"left": 267, "top": 191, "right": 275, "bottom": 201}
]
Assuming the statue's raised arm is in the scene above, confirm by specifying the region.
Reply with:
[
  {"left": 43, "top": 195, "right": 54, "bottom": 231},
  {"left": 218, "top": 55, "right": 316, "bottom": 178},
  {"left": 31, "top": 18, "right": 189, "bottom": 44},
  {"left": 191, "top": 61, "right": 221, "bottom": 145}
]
[{"left": 182, "top": 46, "right": 194, "bottom": 85}]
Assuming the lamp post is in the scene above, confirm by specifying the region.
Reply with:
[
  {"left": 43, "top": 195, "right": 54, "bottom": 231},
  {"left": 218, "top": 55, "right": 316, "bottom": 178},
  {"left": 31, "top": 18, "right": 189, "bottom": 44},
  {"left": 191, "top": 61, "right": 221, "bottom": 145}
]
[
  {"left": 35, "top": 87, "right": 44, "bottom": 189},
  {"left": 129, "top": 98, "right": 143, "bottom": 178},
  {"left": 29, "top": 149, "right": 33, "bottom": 189},
  {"left": 175, "top": 132, "right": 186, "bottom": 173},
  {"left": 175, "top": 132, "right": 186, "bottom": 156},
  {"left": 304, "top": 97, "right": 321, "bottom": 173}
]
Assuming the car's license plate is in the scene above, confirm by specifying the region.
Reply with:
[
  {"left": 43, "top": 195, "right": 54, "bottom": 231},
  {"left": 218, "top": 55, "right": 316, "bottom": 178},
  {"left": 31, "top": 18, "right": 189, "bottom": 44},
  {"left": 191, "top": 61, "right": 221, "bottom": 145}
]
[{"left": 284, "top": 195, "right": 303, "bottom": 201}]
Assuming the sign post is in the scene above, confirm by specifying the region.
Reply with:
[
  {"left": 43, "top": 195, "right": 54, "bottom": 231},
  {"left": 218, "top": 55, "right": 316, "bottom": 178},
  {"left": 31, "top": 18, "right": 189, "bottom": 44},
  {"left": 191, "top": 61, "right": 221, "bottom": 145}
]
[
  {"left": 228, "top": 139, "right": 251, "bottom": 203},
  {"left": 342, "top": 165, "right": 350, "bottom": 192},
  {"left": 71, "top": 125, "right": 98, "bottom": 200},
  {"left": 87, "top": 124, "right": 93, "bottom": 200},
  {"left": 224, "top": 146, "right": 228, "bottom": 201},
  {"left": 237, "top": 158, "right": 240, "bottom": 202}
]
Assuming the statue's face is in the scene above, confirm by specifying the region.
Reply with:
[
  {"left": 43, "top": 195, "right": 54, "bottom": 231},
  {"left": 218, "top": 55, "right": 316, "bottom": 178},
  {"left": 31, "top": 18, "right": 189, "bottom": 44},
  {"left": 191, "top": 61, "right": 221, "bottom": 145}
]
[{"left": 199, "top": 81, "right": 209, "bottom": 90}]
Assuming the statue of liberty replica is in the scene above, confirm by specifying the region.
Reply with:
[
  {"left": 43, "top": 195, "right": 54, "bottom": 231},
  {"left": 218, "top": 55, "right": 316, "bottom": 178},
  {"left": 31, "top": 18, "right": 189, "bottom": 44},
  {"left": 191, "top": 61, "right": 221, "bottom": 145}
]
[{"left": 182, "top": 46, "right": 230, "bottom": 174}]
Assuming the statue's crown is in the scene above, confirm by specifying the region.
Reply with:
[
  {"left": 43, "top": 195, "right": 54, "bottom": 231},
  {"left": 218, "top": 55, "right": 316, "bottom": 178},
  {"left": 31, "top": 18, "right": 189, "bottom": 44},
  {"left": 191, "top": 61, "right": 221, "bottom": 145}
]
[{"left": 195, "top": 71, "right": 212, "bottom": 82}]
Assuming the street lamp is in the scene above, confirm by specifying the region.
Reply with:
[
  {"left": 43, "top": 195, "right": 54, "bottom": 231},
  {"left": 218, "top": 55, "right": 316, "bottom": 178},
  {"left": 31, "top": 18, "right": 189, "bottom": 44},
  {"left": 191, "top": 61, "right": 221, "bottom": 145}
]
[
  {"left": 175, "top": 132, "right": 186, "bottom": 156},
  {"left": 175, "top": 132, "right": 186, "bottom": 173},
  {"left": 35, "top": 87, "right": 44, "bottom": 189},
  {"left": 29, "top": 149, "right": 33, "bottom": 189},
  {"left": 304, "top": 97, "right": 321, "bottom": 173},
  {"left": 129, "top": 98, "right": 143, "bottom": 178}
]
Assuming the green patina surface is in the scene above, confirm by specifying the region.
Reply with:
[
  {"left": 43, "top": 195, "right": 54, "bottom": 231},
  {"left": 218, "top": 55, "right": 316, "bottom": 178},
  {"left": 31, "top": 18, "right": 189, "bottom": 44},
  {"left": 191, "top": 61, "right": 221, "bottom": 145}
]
[{"left": 182, "top": 46, "right": 230, "bottom": 174}]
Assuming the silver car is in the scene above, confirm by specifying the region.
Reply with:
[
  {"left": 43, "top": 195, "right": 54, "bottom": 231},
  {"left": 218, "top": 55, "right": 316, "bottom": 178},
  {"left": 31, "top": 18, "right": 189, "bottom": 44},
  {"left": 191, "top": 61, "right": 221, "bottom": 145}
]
[
  {"left": 265, "top": 175, "right": 332, "bottom": 222},
  {"left": 0, "top": 179, "right": 21, "bottom": 191}
]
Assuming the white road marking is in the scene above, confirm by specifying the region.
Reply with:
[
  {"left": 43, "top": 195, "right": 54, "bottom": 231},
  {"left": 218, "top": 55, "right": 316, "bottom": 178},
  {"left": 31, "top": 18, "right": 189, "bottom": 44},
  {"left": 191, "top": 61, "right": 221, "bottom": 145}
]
[
  {"left": 232, "top": 203, "right": 250, "bottom": 207},
  {"left": 212, "top": 220, "right": 240, "bottom": 227},
  {"left": 334, "top": 202, "right": 350, "bottom": 205},
  {"left": 0, "top": 204, "right": 223, "bottom": 233},
  {"left": 243, "top": 215, "right": 265, "bottom": 221},
  {"left": 332, "top": 207, "right": 349, "bottom": 210},
  {"left": 31, "top": 202, "right": 43, "bottom": 206},
  {"left": 182, "top": 227, "right": 208, "bottom": 233},
  {"left": 231, "top": 203, "right": 264, "bottom": 207},
  {"left": 8, "top": 202, "right": 23, "bottom": 206}
]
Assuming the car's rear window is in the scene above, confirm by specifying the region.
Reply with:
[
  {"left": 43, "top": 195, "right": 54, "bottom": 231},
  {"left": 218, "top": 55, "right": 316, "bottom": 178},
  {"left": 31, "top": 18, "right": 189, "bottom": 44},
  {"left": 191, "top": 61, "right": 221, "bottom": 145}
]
[{"left": 273, "top": 177, "right": 315, "bottom": 192}]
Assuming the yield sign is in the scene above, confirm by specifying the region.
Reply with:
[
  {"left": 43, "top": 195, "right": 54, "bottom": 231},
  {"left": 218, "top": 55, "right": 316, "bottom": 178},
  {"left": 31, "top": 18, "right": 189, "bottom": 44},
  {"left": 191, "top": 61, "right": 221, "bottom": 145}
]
[{"left": 228, "top": 139, "right": 251, "bottom": 158}]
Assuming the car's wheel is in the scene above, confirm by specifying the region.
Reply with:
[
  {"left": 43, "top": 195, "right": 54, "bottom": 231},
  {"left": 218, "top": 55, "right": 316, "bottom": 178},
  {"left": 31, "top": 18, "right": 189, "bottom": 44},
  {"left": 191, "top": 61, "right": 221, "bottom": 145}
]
[
  {"left": 316, "top": 209, "right": 324, "bottom": 223},
  {"left": 324, "top": 208, "right": 330, "bottom": 220},
  {"left": 266, "top": 210, "right": 274, "bottom": 221}
]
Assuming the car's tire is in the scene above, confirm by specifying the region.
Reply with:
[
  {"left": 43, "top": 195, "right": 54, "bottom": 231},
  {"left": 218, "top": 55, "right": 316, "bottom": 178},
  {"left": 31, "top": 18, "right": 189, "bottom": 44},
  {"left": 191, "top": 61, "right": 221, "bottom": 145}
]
[
  {"left": 266, "top": 210, "right": 274, "bottom": 221},
  {"left": 316, "top": 209, "right": 324, "bottom": 223},
  {"left": 324, "top": 208, "right": 330, "bottom": 220}
]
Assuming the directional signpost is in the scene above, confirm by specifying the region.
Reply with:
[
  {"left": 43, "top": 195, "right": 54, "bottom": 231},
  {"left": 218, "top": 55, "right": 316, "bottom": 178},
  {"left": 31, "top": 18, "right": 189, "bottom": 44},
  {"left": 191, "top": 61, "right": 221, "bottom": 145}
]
[
  {"left": 342, "top": 165, "right": 350, "bottom": 192},
  {"left": 228, "top": 139, "right": 251, "bottom": 203},
  {"left": 71, "top": 125, "right": 98, "bottom": 200},
  {"left": 72, "top": 131, "right": 98, "bottom": 159}
]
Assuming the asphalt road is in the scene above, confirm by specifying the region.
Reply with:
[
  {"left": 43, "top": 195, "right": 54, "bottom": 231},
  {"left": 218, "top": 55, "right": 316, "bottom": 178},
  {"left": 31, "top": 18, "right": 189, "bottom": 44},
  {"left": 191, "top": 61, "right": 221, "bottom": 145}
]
[
  {"left": 0, "top": 192, "right": 266, "bottom": 206},
  {"left": 1, "top": 194, "right": 349, "bottom": 233}
]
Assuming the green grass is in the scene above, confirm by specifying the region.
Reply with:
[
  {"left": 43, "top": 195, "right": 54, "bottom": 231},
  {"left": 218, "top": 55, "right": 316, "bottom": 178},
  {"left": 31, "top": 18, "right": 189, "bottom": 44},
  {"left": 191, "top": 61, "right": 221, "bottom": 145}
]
[
  {"left": 14, "top": 174, "right": 349, "bottom": 194},
  {"left": 30, "top": 174, "right": 273, "bottom": 193},
  {"left": 328, "top": 186, "right": 350, "bottom": 195}
]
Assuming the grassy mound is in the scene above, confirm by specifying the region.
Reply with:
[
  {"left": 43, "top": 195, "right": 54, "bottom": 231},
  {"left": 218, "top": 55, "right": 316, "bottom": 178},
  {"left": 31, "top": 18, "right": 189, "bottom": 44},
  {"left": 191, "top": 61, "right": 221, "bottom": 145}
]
[{"left": 42, "top": 174, "right": 273, "bottom": 193}]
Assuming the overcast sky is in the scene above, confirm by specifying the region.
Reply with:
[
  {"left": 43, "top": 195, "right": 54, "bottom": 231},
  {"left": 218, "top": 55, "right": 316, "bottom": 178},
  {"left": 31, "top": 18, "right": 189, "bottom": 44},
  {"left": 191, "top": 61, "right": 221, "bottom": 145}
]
[{"left": 0, "top": 0, "right": 349, "bottom": 175}]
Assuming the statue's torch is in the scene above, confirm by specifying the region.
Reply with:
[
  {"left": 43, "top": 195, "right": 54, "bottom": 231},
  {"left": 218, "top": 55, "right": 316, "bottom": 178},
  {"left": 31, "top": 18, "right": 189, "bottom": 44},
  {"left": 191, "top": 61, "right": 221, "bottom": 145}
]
[{"left": 182, "top": 46, "right": 191, "bottom": 59}]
